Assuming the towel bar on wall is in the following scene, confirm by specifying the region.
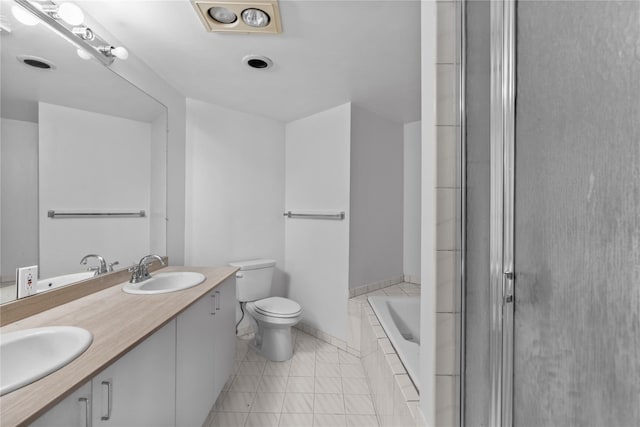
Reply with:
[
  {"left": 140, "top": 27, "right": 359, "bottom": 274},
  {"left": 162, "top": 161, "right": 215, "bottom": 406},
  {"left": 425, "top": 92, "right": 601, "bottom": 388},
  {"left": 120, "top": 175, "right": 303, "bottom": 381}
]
[
  {"left": 47, "top": 210, "right": 146, "bottom": 218},
  {"left": 283, "top": 211, "right": 345, "bottom": 220}
]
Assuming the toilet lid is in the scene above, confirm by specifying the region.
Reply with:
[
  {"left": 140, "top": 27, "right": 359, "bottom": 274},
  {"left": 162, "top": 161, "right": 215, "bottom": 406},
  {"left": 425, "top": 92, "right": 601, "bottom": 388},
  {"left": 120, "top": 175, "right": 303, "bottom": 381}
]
[{"left": 253, "top": 297, "right": 302, "bottom": 318}]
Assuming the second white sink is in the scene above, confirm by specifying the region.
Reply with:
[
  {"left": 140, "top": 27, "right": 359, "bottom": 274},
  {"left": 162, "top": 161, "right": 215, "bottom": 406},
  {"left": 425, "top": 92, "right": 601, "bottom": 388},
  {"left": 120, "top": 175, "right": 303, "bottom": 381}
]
[
  {"left": 122, "top": 272, "right": 206, "bottom": 295},
  {"left": 0, "top": 326, "right": 93, "bottom": 396}
]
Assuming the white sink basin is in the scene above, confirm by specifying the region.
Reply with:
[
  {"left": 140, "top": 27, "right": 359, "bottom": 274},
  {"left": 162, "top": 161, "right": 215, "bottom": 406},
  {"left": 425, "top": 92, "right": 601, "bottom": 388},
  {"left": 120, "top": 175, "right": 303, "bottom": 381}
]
[
  {"left": 122, "top": 272, "right": 206, "bottom": 295},
  {"left": 0, "top": 326, "right": 93, "bottom": 396}
]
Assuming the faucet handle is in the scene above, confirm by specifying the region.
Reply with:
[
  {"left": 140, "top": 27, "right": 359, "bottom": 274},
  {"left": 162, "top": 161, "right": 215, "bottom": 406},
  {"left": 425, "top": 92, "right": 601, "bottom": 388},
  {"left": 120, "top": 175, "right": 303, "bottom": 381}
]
[
  {"left": 128, "top": 265, "right": 142, "bottom": 283},
  {"left": 108, "top": 261, "right": 120, "bottom": 272}
]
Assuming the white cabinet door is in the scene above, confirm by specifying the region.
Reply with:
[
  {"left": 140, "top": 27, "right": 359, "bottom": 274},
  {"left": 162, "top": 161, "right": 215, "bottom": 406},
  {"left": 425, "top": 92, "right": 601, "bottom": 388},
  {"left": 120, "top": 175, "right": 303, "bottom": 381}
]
[
  {"left": 30, "top": 382, "right": 92, "bottom": 427},
  {"left": 212, "top": 277, "right": 236, "bottom": 398},
  {"left": 92, "top": 320, "right": 176, "bottom": 427},
  {"left": 175, "top": 290, "right": 216, "bottom": 427}
]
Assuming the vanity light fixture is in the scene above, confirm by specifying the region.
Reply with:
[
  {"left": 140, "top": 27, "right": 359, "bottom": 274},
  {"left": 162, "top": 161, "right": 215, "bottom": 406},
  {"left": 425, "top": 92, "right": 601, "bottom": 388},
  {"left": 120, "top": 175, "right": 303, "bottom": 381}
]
[
  {"left": 12, "top": 0, "right": 128, "bottom": 66},
  {"left": 11, "top": 4, "right": 40, "bottom": 25},
  {"left": 12, "top": 1, "right": 83, "bottom": 26},
  {"left": 52, "top": 2, "right": 83, "bottom": 25},
  {"left": 72, "top": 26, "right": 94, "bottom": 41},
  {"left": 192, "top": 1, "right": 282, "bottom": 34}
]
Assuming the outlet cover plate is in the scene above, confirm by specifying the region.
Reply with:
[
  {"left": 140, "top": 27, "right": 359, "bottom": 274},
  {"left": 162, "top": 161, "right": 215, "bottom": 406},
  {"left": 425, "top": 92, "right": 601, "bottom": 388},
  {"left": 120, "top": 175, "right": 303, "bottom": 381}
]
[{"left": 16, "top": 265, "right": 38, "bottom": 299}]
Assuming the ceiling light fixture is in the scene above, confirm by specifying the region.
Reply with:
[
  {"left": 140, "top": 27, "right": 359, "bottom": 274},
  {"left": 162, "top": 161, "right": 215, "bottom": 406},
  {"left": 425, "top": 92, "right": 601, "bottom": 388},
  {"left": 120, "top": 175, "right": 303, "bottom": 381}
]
[
  {"left": 192, "top": 1, "right": 282, "bottom": 34},
  {"left": 241, "top": 8, "right": 269, "bottom": 28},
  {"left": 242, "top": 54, "right": 273, "bottom": 70},
  {"left": 208, "top": 6, "right": 237, "bottom": 24},
  {"left": 12, "top": 0, "right": 128, "bottom": 66}
]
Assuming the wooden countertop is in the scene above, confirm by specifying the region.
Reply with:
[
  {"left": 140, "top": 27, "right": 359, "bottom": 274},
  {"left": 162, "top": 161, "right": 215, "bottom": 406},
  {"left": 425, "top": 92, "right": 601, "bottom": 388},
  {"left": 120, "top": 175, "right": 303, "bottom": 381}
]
[{"left": 0, "top": 266, "right": 237, "bottom": 427}]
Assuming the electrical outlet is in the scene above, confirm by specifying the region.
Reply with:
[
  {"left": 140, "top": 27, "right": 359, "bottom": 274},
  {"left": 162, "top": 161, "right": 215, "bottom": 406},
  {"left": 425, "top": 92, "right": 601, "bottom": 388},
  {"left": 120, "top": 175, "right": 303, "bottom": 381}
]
[{"left": 16, "top": 265, "right": 38, "bottom": 299}]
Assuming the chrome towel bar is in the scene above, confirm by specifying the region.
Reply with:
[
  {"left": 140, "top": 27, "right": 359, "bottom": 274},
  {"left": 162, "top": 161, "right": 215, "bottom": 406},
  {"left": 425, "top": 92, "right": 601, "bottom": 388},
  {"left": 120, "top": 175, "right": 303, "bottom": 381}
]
[
  {"left": 283, "top": 211, "right": 345, "bottom": 220},
  {"left": 48, "top": 210, "right": 146, "bottom": 219}
]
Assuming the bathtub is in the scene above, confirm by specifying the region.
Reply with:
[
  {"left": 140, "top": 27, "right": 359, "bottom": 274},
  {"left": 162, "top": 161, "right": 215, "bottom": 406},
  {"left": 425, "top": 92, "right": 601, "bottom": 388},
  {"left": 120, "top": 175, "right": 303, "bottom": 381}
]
[{"left": 368, "top": 295, "right": 420, "bottom": 390}]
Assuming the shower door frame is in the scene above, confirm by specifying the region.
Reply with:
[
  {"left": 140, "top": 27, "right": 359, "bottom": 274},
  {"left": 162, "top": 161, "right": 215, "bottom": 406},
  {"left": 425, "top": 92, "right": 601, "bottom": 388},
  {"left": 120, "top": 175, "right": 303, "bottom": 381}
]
[{"left": 489, "top": 0, "right": 516, "bottom": 426}]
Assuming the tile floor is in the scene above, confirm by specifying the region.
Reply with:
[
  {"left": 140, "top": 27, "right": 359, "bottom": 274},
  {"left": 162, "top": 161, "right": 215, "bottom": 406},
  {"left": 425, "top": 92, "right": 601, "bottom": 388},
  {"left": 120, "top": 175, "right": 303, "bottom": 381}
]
[{"left": 206, "top": 329, "right": 380, "bottom": 427}]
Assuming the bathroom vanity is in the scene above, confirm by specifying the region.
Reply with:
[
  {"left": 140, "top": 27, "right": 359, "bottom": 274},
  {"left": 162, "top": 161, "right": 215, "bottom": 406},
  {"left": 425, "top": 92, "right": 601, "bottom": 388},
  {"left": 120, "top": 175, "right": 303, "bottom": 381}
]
[{"left": 0, "top": 266, "right": 237, "bottom": 427}]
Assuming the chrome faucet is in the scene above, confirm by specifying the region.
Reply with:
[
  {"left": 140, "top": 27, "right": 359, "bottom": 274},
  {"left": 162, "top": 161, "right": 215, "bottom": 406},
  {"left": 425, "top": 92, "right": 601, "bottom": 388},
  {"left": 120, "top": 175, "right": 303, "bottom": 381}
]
[
  {"left": 129, "top": 254, "right": 166, "bottom": 283},
  {"left": 80, "top": 254, "right": 108, "bottom": 276}
]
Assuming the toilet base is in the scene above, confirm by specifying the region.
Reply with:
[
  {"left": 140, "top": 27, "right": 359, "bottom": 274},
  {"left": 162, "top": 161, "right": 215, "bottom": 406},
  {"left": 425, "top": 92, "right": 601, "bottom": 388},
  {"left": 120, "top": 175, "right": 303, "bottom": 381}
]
[{"left": 251, "top": 322, "right": 294, "bottom": 362}]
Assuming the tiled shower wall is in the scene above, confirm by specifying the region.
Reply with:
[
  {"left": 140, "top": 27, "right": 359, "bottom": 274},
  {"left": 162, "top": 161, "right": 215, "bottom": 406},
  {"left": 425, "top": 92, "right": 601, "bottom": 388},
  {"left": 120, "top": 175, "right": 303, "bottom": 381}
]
[{"left": 435, "top": 1, "right": 460, "bottom": 426}]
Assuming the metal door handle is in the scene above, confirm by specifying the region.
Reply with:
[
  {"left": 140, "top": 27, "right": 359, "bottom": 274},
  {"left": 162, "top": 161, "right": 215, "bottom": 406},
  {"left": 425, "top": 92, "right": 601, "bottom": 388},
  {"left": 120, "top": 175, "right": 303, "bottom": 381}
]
[
  {"left": 215, "top": 290, "right": 221, "bottom": 310},
  {"left": 211, "top": 292, "right": 216, "bottom": 315},
  {"left": 78, "top": 397, "right": 90, "bottom": 427},
  {"left": 504, "top": 271, "right": 515, "bottom": 304},
  {"left": 101, "top": 380, "right": 112, "bottom": 420}
]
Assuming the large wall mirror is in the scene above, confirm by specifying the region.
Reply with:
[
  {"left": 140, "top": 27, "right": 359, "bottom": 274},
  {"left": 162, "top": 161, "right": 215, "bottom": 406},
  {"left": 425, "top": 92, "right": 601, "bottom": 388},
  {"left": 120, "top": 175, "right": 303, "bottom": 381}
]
[{"left": 0, "top": 0, "right": 168, "bottom": 304}]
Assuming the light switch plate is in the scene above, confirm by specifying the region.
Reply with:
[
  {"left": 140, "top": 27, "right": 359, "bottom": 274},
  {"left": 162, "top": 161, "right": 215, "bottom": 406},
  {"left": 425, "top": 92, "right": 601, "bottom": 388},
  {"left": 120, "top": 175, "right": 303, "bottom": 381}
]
[{"left": 16, "top": 265, "right": 38, "bottom": 298}]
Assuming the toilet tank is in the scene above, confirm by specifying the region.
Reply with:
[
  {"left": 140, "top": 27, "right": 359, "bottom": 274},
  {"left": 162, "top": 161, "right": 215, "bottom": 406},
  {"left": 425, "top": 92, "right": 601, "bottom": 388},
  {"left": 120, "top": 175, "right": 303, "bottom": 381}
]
[{"left": 228, "top": 259, "right": 276, "bottom": 302}]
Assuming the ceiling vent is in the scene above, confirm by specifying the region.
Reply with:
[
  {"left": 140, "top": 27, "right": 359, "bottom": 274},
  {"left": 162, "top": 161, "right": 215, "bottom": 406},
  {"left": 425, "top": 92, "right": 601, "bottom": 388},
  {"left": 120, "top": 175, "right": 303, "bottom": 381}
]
[{"left": 192, "top": 1, "right": 282, "bottom": 34}]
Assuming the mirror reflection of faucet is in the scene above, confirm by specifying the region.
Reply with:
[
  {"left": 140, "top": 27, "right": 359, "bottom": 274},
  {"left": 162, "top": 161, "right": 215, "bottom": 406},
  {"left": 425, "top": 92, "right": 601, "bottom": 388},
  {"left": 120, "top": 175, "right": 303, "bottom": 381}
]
[
  {"left": 128, "top": 254, "right": 166, "bottom": 283},
  {"left": 79, "top": 254, "right": 118, "bottom": 276}
]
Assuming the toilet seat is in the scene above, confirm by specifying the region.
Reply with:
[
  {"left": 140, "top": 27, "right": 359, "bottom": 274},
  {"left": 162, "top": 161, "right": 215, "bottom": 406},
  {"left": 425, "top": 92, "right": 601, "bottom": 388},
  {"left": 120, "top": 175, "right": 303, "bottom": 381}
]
[{"left": 251, "top": 297, "right": 302, "bottom": 318}]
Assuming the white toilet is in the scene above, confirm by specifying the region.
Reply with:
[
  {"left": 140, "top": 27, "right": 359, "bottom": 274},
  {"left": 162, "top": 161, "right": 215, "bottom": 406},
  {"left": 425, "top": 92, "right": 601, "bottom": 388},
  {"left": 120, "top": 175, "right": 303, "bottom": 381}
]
[{"left": 229, "top": 259, "right": 302, "bottom": 362}]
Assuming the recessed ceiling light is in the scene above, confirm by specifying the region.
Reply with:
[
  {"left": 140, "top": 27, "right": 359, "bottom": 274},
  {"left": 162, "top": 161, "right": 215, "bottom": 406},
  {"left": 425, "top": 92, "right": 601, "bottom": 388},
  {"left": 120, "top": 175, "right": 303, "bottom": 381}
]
[
  {"left": 243, "top": 54, "right": 273, "bottom": 70},
  {"left": 17, "top": 55, "right": 56, "bottom": 70},
  {"left": 241, "top": 8, "right": 270, "bottom": 28},
  {"left": 207, "top": 6, "right": 237, "bottom": 24}
]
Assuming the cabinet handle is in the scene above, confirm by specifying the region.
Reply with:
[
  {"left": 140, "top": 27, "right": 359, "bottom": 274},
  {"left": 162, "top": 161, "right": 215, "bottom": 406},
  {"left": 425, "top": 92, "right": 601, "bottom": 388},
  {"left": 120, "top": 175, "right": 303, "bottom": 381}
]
[
  {"left": 215, "top": 290, "right": 221, "bottom": 310},
  {"left": 211, "top": 292, "right": 216, "bottom": 315},
  {"left": 101, "top": 380, "right": 113, "bottom": 420},
  {"left": 78, "top": 397, "right": 90, "bottom": 427}
]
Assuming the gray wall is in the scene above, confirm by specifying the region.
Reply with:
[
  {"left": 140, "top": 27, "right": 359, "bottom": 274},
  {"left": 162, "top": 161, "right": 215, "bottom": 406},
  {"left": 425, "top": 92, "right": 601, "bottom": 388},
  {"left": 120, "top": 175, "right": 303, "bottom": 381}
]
[
  {"left": 0, "top": 119, "right": 38, "bottom": 283},
  {"left": 349, "top": 105, "right": 404, "bottom": 289},
  {"left": 463, "top": 1, "right": 491, "bottom": 425}
]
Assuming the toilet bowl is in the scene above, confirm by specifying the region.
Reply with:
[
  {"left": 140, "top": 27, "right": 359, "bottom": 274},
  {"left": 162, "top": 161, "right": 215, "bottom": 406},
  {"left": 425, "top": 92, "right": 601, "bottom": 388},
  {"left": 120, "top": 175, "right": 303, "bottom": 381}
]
[
  {"left": 245, "top": 296, "right": 302, "bottom": 362},
  {"left": 229, "top": 259, "right": 302, "bottom": 362}
]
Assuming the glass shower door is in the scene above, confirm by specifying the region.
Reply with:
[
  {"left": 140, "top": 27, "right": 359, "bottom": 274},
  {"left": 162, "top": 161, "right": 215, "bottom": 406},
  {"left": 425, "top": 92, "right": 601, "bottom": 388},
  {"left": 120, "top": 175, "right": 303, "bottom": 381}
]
[{"left": 512, "top": 1, "right": 640, "bottom": 425}]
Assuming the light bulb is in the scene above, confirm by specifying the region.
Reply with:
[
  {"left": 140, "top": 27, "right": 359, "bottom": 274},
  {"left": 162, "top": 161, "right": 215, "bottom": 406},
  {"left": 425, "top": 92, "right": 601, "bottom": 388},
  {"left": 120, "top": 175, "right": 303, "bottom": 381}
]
[
  {"left": 58, "top": 3, "right": 84, "bottom": 25},
  {"left": 111, "top": 46, "right": 128, "bottom": 60},
  {"left": 77, "top": 48, "right": 92, "bottom": 60},
  {"left": 208, "top": 7, "right": 237, "bottom": 24},
  {"left": 12, "top": 4, "right": 40, "bottom": 26},
  {"left": 241, "top": 8, "right": 270, "bottom": 28}
]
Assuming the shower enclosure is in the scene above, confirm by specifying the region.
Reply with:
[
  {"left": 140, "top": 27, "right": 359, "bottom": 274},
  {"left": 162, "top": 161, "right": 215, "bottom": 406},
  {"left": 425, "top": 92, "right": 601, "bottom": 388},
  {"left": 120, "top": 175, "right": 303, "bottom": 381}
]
[{"left": 463, "top": 0, "right": 640, "bottom": 425}]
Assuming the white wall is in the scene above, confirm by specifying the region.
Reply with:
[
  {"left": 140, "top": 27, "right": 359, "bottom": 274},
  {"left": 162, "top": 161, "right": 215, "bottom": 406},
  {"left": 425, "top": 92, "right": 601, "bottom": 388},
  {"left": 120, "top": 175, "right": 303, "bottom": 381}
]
[
  {"left": 420, "top": 0, "right": 438, "bottom": 425},
  {"left": 38, "top": 103, "right": 151, "bottom": 279},
  {"left": 184, "top": 99, "right": 286, "bottom": 294},
  {"left": 0, "top": 118, "right": 39, "bottom": 282},
  {"left": 349, "top": 105, "right": 404, "bottom": 289},
  {"left": 150, "top": 114, "right": 168, "bottom": 256},
  {"left": 404, "top": 121, "right": 422, "bottom": 281},
  {"left": 109, "top": 35, "right": 186, "bottom": 266},
  {"left": 285, "top": 103, "right": 351, "bottom": 341}
]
